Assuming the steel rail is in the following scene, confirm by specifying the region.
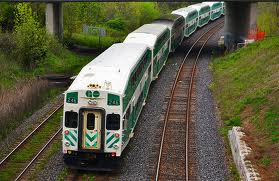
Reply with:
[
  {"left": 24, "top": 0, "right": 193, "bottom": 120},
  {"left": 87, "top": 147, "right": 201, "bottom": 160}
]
[
  {"left": 15, "top": 127, "right": 62, "bottom": 181},
  {"left": 185, "top": 22, "right": 224, "bottom": 181},
  {"left": 0, "top": 103, "right": 63, "bottom": 166},
  {"left": 155, "top": 20, "right": 224, "bottom": 181}
]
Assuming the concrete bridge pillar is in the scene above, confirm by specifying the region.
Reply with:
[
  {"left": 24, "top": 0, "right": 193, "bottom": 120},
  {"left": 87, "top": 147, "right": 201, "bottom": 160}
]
[
  {"left": 224, "top": 2, "right": 257, "bottom": 50},
  {"left": 46, "top": 2, "right": 63, "bottom": 40}
]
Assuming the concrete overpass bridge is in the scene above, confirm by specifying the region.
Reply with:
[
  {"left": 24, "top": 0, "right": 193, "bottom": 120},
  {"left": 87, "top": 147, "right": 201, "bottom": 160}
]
[{"left": 1, "top": 0, "right": 274, "bottom": 49}]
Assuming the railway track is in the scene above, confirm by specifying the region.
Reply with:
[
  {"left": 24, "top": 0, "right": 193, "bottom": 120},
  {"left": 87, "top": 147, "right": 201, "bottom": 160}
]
[
  {"left": 154, "top": 20, "right": 224, "bottom": 181},
  {"left": 0, "top": 103, "right": 63, "bottom": 180}
]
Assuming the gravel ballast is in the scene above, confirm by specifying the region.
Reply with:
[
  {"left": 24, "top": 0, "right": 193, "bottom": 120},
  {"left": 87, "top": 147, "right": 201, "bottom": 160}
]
[{"left": 195, "top": 28, "right": 229, "bottom": 180}]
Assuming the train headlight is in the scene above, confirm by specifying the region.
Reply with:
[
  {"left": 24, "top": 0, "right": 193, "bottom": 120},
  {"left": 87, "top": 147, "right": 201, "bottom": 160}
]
[
  {"left": 65, "top": 141, "right": 70, "bottom": 147},
  {"left": 114, "top": 133, "right": 119, "bottom": 138},
  {"left": 113, "top": 144, "right": 119, "bottom": 149},
  {"left": 88, "top": 99, "right": 97, "bottom": 105}
]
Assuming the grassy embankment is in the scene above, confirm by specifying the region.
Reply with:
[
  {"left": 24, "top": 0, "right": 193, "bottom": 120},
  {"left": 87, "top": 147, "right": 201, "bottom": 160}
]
[
  {"left": 211, "top": 37, "right": 279, "bottom": 180},
  {"left": 67, "top": 33, "right": 124, "bottom": 49},
  {"left": 0, "top": 46, "right": 91, "bottom": 90},
  {"left": 0, "top": 44, "right": 92, "bottom": 141}
]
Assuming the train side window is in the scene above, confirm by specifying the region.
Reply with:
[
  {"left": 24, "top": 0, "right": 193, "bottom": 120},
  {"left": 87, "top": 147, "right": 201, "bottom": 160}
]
[
  {"left": 65, "top": 111, "right": 78, "bottom": 128},
  {"left": 106, "top": 114, "right": 120, "bottom": 130},
  {"left": 87, "top": 113, "right": 95, "bottom": 130}
]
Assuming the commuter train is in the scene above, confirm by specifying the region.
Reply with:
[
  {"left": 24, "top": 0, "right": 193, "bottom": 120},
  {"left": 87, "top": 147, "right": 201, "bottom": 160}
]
[{"left": 62, "top": 1, "right": 225, "bottom": 170}]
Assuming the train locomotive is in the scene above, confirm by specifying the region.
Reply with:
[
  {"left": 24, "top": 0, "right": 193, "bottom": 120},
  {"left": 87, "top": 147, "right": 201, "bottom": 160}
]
[{"left": 62, "top": 1, "right": 225, "bottom": 170}]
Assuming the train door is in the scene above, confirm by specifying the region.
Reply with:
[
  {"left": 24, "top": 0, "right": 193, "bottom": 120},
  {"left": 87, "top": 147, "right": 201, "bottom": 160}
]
[{"left": 82, "top": 111, "right": 101, "bottom": 150}]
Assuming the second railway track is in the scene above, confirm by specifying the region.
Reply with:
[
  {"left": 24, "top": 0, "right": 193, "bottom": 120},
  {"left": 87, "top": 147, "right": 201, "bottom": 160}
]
[
  {"left": 0, "top": 102, "right": 63, "bottom": 181},
  {"left": 155, "top": 20, "right": 224, "bottom": 181}
]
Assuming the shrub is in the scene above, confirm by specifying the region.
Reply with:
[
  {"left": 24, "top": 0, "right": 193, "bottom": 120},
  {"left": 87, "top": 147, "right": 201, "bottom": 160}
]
[
  {"left": 0, "top": 33, "right": 16, "bottom": 55},
  {"left": 47, "top": 35, "right": 64, "bottom": 56},
  {"left": 105, "top": 18, "right": 127, "bottom": 31},
  {"left": 0, "top": 79, "right": 50, "bottom": 140},
  {"left": 14, "top": 3, "right": 49, "bottom": 69}
]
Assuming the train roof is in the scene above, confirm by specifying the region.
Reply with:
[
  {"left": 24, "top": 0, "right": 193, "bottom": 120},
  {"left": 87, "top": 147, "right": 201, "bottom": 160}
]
[
  {"left": 154, "top": 14, "right": 183, "bottom": 22},
  {"left": 68, "top": 43, "right": 148, "bottom": 94},
  {"left": 124, "top": 24, "right": 168, "bottom": 49},
  {"left": 202, "top": 2, "right": 222, "bottom": 7},
  {"left": 171, "top": 7, "right": 198, "bottom": 18},
  {"left": 152, "top": 14, "right": 184, "bottom": 30},
  {"left": 189, "top": 3, "right": 209, "bottom": 11},
  {"left": 132, "top": 24, "right": 168, "bottom": 37}
]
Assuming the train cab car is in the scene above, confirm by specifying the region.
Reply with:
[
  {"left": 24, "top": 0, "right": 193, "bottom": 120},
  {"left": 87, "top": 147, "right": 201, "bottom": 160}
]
[
  {"left": 124, "top": 24, "right": 170, "bottom": 80},
  {"left": 189, "top": 3, "right": 210, "bottom": 28},
  {"left": 62, "top": 43, "right": 152, "bottom": 170},
  {"left": 202, "top": 2, "right": 223, "bottom": 21},
  {"left": 172, "top": 7, "right": 198, "bottom": 37},
  {"left": 152, "top": 14, "right": 185, "bottom": 52}
]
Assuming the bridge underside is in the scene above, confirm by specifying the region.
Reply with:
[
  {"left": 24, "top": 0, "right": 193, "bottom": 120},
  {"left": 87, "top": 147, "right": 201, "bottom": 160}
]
[
  {"left": 224, "top": 2, "right": 257, "bottom": 50},
  {"left": 1, "top": 0, "right": 270, "bottom": 2},
  {"left": 46, "top": 2, "right": 63, "bottom": 40}
]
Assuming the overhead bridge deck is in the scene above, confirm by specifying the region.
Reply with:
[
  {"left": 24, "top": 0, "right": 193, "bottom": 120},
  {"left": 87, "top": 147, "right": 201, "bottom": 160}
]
[{"left": 0, "top": 0, "right": 272, "bottom": 2}]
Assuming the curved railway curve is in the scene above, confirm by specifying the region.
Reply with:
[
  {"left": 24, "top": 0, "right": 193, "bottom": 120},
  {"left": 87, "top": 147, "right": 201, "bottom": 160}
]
[
  {"left": 63, "top": 19, "right": 225, "bottom": 181},
  {"left": 154, "top": 20, "right": 224, "bottom": 181}
]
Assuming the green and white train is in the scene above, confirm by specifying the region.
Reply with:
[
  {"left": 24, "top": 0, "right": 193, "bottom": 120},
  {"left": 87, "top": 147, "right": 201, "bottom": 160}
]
[{"left": 62, "top": 1, "right": 225, "bottom": 170}]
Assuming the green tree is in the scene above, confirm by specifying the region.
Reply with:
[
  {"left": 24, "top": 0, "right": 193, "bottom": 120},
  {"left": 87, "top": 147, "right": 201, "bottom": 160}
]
[
  {"left": 0, "top": 3, "right": 16, "bottom": 32},
  {"left": 138, "top": 3, "right": 160, "bottom": 26},
  {"left": 63, "top": 3, "right": 82, "bottom": 38},
  {"left": 14, "top": 3, "right": 49, "bottom": 68},
  {"left": 257, "top": 3, "right": 279, "bottom": 36}
]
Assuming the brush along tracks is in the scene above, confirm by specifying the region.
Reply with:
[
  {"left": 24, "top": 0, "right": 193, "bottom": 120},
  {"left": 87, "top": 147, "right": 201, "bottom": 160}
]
[
  {"left": 154, "top": 21, "right": 224, "bottom": 181},
  {"left": 66, "top": 169, "right": 114, "bottom": 181},
  {"left": 0, "top": 103, "right": 63, "bottom": 181}
]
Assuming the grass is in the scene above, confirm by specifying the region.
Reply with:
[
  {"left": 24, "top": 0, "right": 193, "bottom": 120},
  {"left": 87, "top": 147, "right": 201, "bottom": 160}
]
[
  {"left": 35, "top": 48, "right": 92, "bottom": 76},
  {"left": 28, "top": 137, "right": 61, "bottom": 180},
  {"left": 0, "top": 45, "right": 92, "bottom": 91},
  {"left": 68, "top": 33, "right": 124, "bottom": 49},
  {"left": 0, "top": 86, "right": 62, "bottom": 141},
  {"left": 211, "top": 37, "right": 279, "bottom": 180},
  {"left": 57, "top": 168, "right": 96, "bottom": 181},
  {"left": 57, "top": 168, "right": 69, "bottom": 181},
  {"left": 259, "top": 155, "right": 272, "bottom": 167},
  {"left": 0, "top": 110, "right": 62, "bottom": 181},
  {"left": 0, "top": 43, "right": 92, "bottom": 141},
  {"left": 0, "top": 53, "right": 25, "bottom": 89}
]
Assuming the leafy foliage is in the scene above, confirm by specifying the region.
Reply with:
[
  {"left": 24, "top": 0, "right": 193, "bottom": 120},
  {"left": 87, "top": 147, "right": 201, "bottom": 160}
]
[
  {"left": 257, "top": 3, "right": 279, "bottom": 36},
  {"left": 63, "top": 2, "right": 158, "bottom": 48},
  {"left": 0, "top": 3, "right": 16, "bottom": 32},
  {"left": 0, "top": 33, "right": 16, "bottom": 54},
  {"left": 105, "top": 18, "right": 126, "bottom": 31},
  {"left": 14, "top": 3, "right": 49, "bottom": 68}
]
